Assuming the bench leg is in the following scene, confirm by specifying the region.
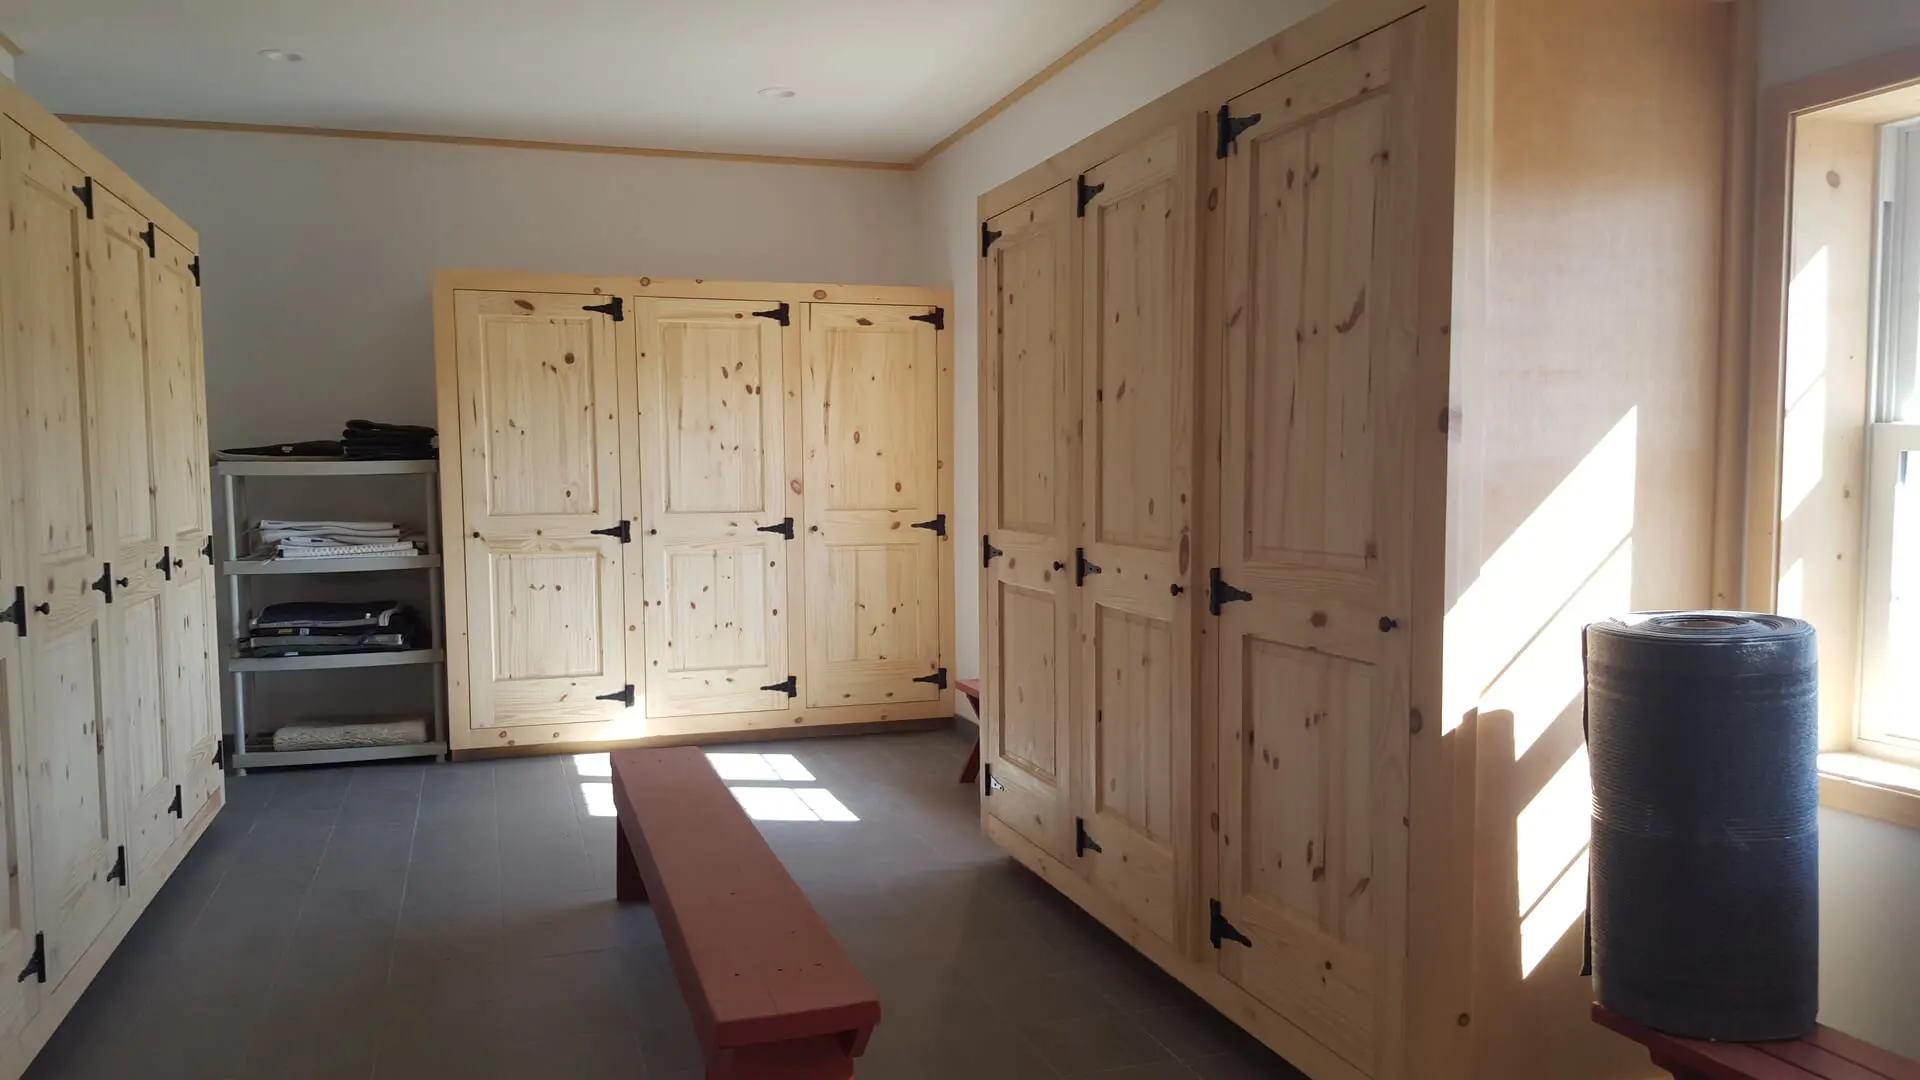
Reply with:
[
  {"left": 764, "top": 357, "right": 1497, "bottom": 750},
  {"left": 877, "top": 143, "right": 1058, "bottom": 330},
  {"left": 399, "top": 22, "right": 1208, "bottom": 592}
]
[{"left": 615, "top": 817, "right": 647, "bottom": 903}]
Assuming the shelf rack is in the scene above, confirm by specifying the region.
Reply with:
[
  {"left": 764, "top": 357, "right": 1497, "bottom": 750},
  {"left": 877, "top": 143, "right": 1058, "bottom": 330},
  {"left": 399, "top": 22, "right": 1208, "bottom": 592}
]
[{"left": 216, "top": 457, "right": 449, "bottom": 772}]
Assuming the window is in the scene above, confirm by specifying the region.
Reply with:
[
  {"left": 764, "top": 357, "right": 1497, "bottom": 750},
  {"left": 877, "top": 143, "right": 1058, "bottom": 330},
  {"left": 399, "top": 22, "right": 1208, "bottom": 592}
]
[{"left": 1859, "top": 120, "right": 1920, "bottom": 764}]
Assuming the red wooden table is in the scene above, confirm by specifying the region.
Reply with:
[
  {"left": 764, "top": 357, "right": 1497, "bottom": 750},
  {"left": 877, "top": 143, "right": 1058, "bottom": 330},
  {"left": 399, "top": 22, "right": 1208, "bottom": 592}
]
[
  {"left": 956, "top": 678, "right": 981, "bottom": 784},
  {"left": 1594, "top": 1005, "right": 1920, "bottom": 1080}
]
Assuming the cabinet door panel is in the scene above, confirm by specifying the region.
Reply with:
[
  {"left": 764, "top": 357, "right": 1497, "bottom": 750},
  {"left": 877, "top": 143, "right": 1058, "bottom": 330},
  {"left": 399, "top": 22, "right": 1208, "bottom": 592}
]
[
  {"left": 1214, "top": 23, "right": 1417, "bottom": 1074},
  {"left": 7, "top": 123, "right": 121, "bottom": 989},
  {"left": 0, "top": 126, "right": 42, "bottom": 1039},
  {"left": 980, "top": 184, "right": 1078, "bottom": 864},
  {"left": 802, "top": 305, "right": 943, "bottom": 708},
  {"left": 89, "top": 187, "right": 182, "bottom": 878},
  {"left": 456, "top": 291, "right": 631, "bottom": 730},
  {"left": 635, "top": 300, "right": 793, "bottom": 717},
  {"left": 1075, "top": 125, "right": 1197, "bottom": 948},
  {"left": 147, "top": 230, "right": 220, "bottom": 822}
]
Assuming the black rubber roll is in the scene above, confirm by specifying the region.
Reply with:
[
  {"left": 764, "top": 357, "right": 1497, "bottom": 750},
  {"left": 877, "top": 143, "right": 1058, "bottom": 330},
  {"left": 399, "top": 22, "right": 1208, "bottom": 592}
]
[{"left": 1585, "top": 611, "right": 1819, "bottom": 1041}]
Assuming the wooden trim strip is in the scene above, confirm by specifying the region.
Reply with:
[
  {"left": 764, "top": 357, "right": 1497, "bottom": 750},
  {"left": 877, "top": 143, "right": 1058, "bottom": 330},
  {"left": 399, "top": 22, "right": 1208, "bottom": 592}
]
[
  {"left": 58, "top": 114, "right": 916, "bottom": 172},
  {"left": 909, "top": 0, "right": 1163, "bottom": 168},
  {"left": 1745, "top": 40, "right": 1920, "bottom": 614}
]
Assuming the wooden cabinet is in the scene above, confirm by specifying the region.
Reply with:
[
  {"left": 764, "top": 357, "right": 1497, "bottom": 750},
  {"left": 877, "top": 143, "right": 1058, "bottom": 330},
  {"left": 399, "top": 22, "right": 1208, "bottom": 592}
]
[
  {"left": 437, "top": 276, "right": 952, "bottom": 753},
  {"left": 0, "top": 77, "right": 222, "bottom": 1077},
  {"left": 976, "top": 3, "right": 1744, "bottom": 1080}
]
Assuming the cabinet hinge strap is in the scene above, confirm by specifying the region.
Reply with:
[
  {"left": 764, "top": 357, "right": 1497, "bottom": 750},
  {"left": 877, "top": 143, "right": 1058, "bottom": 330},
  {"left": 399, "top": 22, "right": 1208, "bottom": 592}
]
[
  {"left": 583, "top": 296, "right": 624, "bottom": 321},
  {"left": 756, "top": 517, "right": 795, "bottom": 540},
  {"left": 1208, "top": 568, "right": 1252, "bottom": 615},
  {"left": 1216, "top": 105, "right": 1263, "bottom": 159},
  {"left": 140, "top": 222, "right": 157, "bottom": 257},
  {"left": 912, "top": 668, "right": 948, "bottom": 691},
  {"left": 981, "top": 536, "right": 1004, "bottom": 569},
  {"left": 1210, "top": 898, "right": 1253, "bottom": 949},
  {"left": 596, "top": 685, "right": 636, "bottom": 708},
  {"left": 1, "top": 586, "right": 24, "bottom": 638},
  {"left": 17, "top": 933, "right": 44, "bottom": 984},
  {"left": 590, "top": 520, "right": 632, "bottom": 544},
  {"left": 981, "top": 222, "right": 1003, "bottom": 257},
  {"left": 760, "top": 675, "right": 799, "bottom": 698},
  {"left": 1076, "top": 175, "right": 1105, "bottom": 216},
  {"left": 74, "top": 177, "right": 95, "bottom": 218},
  {"left": 909, "top": 307, "right": 945, "bottom": 331},
  {"left": 1075, "top": 818, "right": 1102, "bottom": 857},
  {"left": 752, "top": 302, "right": 791, "bottom": 326},
  {"left": 911, "top": 514, "right": 946, "bottom": 537},
  {"left": 168, "top": 785, "right": 183, "bottom": 818},
  {"left": 107, "top": 845, "right": 127, "bottom": 886}
]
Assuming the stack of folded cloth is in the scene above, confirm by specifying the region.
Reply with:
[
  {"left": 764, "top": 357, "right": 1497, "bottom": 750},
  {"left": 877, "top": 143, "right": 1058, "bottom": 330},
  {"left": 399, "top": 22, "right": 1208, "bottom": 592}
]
[
  {"left": 255, "top": 520, "right": 419, "bottom": 560},
  {"left": 243, "top": 600, "right": 427, "bottom": 658},
  {"left": 343, "top": 420, "right": 436, "bottom": 460}
]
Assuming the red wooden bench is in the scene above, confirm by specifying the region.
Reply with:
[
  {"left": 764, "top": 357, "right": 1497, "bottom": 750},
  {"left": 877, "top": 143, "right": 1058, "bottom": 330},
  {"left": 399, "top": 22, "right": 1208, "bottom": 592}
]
[
  {"left": 956, "top": 678, "right": 982, "bottom": 784},
  {"left": 612, "top": 747, "right": 882, "bottom": 1079},
  {"left": 1594, "top": 1004, "right": 1920, "bottom": 1080}
]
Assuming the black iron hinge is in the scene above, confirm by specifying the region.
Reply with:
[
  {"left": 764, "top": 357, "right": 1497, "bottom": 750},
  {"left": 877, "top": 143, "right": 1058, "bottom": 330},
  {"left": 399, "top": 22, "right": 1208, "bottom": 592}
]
[
  {"left": 1, "top": 586, "right": 24, "bottom": 639},
  {"left": 757, "top": 517, "right": 795, "bottom": 540},
  {"left": 91, "top": 563, "right": 115, "bottom": 605},
  {"left": 596, "top": 684, "right": 636, "bottom": 708},
  {"left": 168, "top": 785, "right": 183, "bottom": 818},
  {"left": 590, "top": 520, "right": 632, "bottom": 543},
  {"left": 752, "top": 302, "right": 791, "bottom": 326},
  {"left": 1075, "top": 547, "right": 1102, "bottom": 586},
  {"left": 1216, "top": 104, "right": 1263, "bottom": 159},
  {"left": 107, "top": 845, "right": 127, "bottom": 887},
  {"left": 911, "top": 514, "right": 946, "bottom": 537},
  {"left": 1075, "top": 818, "right": 1103, "bottom": 857},
  {"left": 201, "top": 536, "right": 214, "bottom": 564},
  {"left": 761, "top": 675, "right": 798, "bottom": 698},
  {"left": 913, "top": 668, "right": 949, "bottom": 691},
  {"left": 1076, "top": 174, "right": 1105, "bottom": 216},
  {"left": 212, "top": 740, "right": 225, "bottom": 770},
  {"left": 981, "top": 536, "right": 1004, "bottom": 569},
  {"left": 156, "top": 546, "right": 173, "bottom": 582},
  {"left": 73, "top": 176, "right": 95, "bottom": 218},
  {"left": 583, "top": 296, "right": 624, "bottom": 321},
  {"left": 1210, "top": 899, "right": 1253, "bottom": 949},
  {"left": 982, "top": 763, "right": 1004, "bottom": 796},
  {"left": 981, "top": 221, "right": 1003, "bottom": 257},
  {"left": 189, "top": 256, "right": 201, "bottom": 287},
  {"left": 1208, "top": 568, "right": 1252, "bottom": 616},
  {"left": 17, "top": 933, "right": 44, "bottom": 984},
  {"left": 140, "top": 222, "right": 157, "bottom": 258},
  {"left": 910, "top": 307, "right": 945, "bottom": 332}
]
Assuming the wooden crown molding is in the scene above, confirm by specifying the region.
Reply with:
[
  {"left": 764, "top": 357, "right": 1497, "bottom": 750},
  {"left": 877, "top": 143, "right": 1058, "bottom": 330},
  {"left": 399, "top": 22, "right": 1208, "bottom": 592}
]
[{"left": 59, "top": 1, "right": 1163, "bottom": 173}]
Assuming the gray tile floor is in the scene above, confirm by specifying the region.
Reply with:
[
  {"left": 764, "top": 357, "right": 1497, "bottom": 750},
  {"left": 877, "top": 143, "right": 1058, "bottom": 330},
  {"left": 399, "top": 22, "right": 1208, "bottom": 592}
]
[{"left": 26, "top": 729, "right": 1305, "bottom": 1079}]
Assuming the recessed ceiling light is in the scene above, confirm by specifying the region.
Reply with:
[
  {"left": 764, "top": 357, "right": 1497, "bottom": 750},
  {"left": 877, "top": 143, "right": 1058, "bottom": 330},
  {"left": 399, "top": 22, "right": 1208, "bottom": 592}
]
[
  {"left": 258, "top": 49, "right": 304, "bottom": 62},
  {"left": 758, "top": 86, "right": 796, "bottom": 99}
]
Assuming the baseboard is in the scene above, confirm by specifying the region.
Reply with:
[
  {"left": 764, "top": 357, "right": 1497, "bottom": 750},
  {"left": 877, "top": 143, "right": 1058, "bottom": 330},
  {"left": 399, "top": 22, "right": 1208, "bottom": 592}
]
[{"left": 453, "top": 714, "right": 957, "bottom": 761}]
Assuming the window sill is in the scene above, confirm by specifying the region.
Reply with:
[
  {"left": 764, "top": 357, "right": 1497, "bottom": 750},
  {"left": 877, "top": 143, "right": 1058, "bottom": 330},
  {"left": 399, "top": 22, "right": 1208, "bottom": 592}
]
[{"left": 1819, "top": 752, "right": 1920, "bottom": 831}]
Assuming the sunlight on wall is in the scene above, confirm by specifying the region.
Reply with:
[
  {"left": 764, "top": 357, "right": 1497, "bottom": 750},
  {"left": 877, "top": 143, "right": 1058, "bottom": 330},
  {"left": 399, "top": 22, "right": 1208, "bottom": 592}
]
[
  {"left": 1487, "top": 540, "right": 1635, "bottom": 762},
  {"left": 1522, "top": 848, "right": 1591, "bottom": 979},
  {"left": 1517, "top": 744, "right": 1592, "bottom": 918},
  {"left": 1778, "top": 557, "right": 1807, "bottom": 619},
  {"left": 1443, "top": 408, "right": 1639, "bottom": 734},
  {"left": 1781, "top": 246, "right": 1831, "bottom": 520},
  {"left": 730, "top": 787, "right": 860, "bottom": 823}
]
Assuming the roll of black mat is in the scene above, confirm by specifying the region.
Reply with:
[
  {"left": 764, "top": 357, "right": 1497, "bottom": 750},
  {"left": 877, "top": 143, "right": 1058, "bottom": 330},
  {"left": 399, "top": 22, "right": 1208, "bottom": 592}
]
[{"left": 1585, "top": 611, "right": 1818, "bottom": 1041}]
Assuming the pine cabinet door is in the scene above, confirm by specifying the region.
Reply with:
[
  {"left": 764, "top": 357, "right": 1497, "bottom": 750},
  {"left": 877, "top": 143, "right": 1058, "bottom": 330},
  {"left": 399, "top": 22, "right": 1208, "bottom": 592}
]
[
  {"left": 145, "top": 229, "right": 220, "bottom": 829},
  {"left": 1212, "top": 22, "right": 1420, "bottom": 1073},
  {"left": 634, "top": 299, "right": 796, "bottom": 718},
  {"left": 455, "top": 291, "right": 633, "bottom": 731},
  {"left": 85, "top": 185, "right": 180, "bottom": 885},
  {"left": 1073, "top": 125, "right": 1199, "bottom": 949},
  {"left": 801, "top": 305, "right": 944, "bottom": 709},
  {"left": 980, "top": 184, "right": 1079, "bottom": 865},
  {"left": 0, "top": 122, "right": 42, "bottom": 1040},
  {"left": 6, "top": 122, "right": 122, "bottom": 991}
]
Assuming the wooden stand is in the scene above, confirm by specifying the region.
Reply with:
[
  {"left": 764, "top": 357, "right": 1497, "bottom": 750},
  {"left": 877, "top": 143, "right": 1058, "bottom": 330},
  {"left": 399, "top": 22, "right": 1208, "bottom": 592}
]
[{"left": 1592, "top": 1004, "right": 1920, "bottom": 1080}]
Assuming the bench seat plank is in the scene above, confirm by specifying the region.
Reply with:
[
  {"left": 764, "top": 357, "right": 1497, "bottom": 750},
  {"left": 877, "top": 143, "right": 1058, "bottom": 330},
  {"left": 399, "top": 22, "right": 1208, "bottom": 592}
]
[
  {"left": 612, "top": 747, "right": 881, "bottom": 1058},
  {"left": 1594, "top": 1005, "right": 1920, "bottom": 1080}
]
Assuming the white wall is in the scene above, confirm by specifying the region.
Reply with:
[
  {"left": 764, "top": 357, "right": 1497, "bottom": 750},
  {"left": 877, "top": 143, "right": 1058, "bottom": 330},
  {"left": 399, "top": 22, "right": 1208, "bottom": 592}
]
[
  {"left": 0, "top": 51, "right": 14, "bottom": 82},
  {"left": 1761, "top": 0, "right": 1920, "bottom": 1059},
  {"left": 917, "top": 0, "right": 1334, "bottom": 682},
  {"left": 73, "top": 124, "right": 925, "bottom": 450}
]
